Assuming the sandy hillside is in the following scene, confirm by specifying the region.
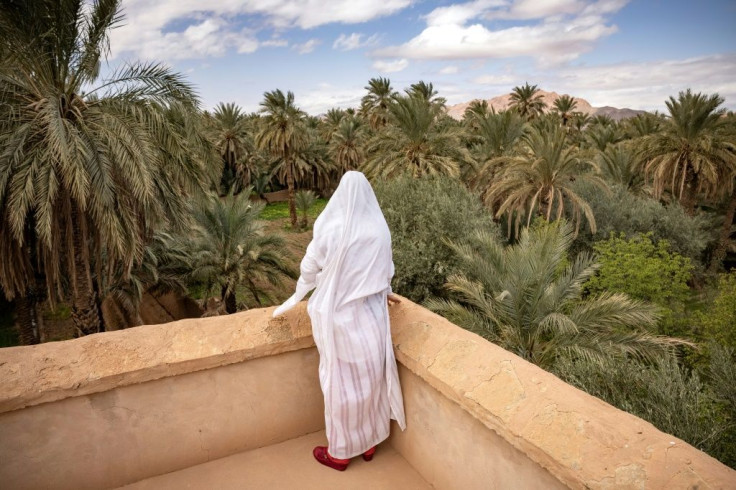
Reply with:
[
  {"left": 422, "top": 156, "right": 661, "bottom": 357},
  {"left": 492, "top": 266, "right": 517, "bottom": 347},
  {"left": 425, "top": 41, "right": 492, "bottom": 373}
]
[{"left": 446, "top": 90, "right": 644, "bottom": 121}]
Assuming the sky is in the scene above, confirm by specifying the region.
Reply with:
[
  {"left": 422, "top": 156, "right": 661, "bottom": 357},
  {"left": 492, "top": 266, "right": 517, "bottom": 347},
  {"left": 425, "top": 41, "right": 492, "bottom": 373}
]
[{"left": 107, "top": 0, "right": 736, "bottom": 115}]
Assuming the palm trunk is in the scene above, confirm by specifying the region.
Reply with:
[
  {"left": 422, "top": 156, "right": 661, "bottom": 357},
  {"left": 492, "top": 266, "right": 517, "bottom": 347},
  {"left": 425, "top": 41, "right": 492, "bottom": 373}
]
[
  {"left": 70, "top": 202, "right": 102, "bottom": 336},
  {"left": 709, "top": 187, "right": 736, "bottom": 273},
  {"left": 16, "top": 292, "right": 39, "bottom": 345},
  {"left": 222, "top": 285, "right": 237, "bottom": 314},
  {"left": 680, "top": 168, "right": 699, "bottom": 216},
  {"left": 286, "top": 156, "right": 298, "bottom": 227},
  {"left": 34, "top": 273, "right": 47, "bottom": 343}
]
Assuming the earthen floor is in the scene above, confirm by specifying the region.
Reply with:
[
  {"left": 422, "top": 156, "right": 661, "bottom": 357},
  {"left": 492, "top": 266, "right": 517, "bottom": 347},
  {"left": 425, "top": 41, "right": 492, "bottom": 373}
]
[{"left": 118, "top": 430, "right": 433, "bottom": 489}]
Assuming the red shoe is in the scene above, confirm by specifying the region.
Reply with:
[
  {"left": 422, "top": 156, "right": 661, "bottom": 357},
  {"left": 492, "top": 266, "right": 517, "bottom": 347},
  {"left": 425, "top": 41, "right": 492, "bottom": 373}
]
[
  {"left": 313, "top": 446, "right": 350, "bottom": 471},
  {"left": 363, "top": 446, "right": 376, "bottom": 461}
]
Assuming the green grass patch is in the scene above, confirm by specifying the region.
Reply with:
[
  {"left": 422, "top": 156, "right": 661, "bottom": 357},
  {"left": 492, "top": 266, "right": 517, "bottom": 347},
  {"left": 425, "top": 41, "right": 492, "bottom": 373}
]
[
  {"left": 259, "top": 198, "right": 328, "bottom": 221},
  {"left": 44, "top": 304, "right": 71, "bottom": 321}
]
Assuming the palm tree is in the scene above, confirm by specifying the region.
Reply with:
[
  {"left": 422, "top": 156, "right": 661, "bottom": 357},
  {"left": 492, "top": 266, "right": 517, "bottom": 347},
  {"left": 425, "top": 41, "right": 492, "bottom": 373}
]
[
  {"left": 595, "top": 143, "right": 646, "bottom": 194},
  {"left": 640, "top": 90, "right": 735, "bottom": 215},
  {"left": 360, "top": 77, "right": 397, "bottom": 130},
  {"left": 329, "top": 116, "right": 366, "bottom": 172},
  {"left": 553, "top": 95, "right": 578, "bottom": 126},
  {"left": 567, "top": 112, "right": 592, "bottom": 148},
  {"left": 206, "top": 102, "right": 257, "bottom": 195},
  {"left": 590, "top": 114, "right": 615, "bottom": 127},
  {"left": 509, "top": 83, "right": 547, "bottom": 120},
  {"left": 469, "top": 110, "right": 525, "bottom": 190},
  {"left": 585, "top": 123, "right": 625, "bottom": 152},
  {"left": 255, "top": 89, "right": 308, "bottom": 227},
  {"left": 463, "top": 99, "right": 492, "bottom": 132},
  {"left": 295, "top": 189, "right": 317, "bottom": 229},
  {"left": 291, "top": 123, "right": 336, "bottom": 194},
  {"left": 426, "top": 222, "right": 686, "bottom": 369},
  {"left": 406, "top": 81, "right": 446, "bottom": 109},
  {"left": 625, "top": 112, "right": 664, "bottom": 138},
  {"left": 473, "top": 110, "right": 526, "bottom": 160},
  {"left": 363, "top": 95, "right": 468, "bottom": 178},
  {"left": 484, "top": 125, "right": 605, "bottom": 236},
  {"left": 0, "top": 0, "right": 207, "bottom": 336},
  {"left": 320, "top": 108, "right": 346, "bottom": 143},
  {"left": 186, "top": 191, "right": 296, "bottom": 313}
]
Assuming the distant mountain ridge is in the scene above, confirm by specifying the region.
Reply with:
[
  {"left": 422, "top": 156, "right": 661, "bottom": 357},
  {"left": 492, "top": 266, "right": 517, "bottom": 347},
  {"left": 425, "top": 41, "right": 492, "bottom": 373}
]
[{"left": 446, "top": 90, "right": 647, "bottom": 121}]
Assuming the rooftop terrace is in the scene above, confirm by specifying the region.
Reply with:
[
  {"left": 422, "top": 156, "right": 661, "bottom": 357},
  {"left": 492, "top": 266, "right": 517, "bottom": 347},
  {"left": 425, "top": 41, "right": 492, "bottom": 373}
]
[{"left": 1, "top": 298, "right": 734, "bottom": 489}]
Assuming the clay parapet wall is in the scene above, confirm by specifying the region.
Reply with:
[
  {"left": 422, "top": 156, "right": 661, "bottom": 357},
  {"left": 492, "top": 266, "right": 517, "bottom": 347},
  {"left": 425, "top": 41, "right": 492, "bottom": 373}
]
[{"left": 0, "top": 298, "right": 733, "bottom": 489}]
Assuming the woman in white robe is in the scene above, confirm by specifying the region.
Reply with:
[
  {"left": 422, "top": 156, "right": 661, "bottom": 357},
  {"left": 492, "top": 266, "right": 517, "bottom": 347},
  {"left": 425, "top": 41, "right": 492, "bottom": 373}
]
[{"left": 273, "top": 171, "right": 406, "bottom": 470}]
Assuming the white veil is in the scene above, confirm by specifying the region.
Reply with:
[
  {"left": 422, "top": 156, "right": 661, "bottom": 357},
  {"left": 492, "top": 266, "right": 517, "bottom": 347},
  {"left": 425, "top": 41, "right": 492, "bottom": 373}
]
[{"left": 273, "top": 171, "right": 393, "bottom": 316}]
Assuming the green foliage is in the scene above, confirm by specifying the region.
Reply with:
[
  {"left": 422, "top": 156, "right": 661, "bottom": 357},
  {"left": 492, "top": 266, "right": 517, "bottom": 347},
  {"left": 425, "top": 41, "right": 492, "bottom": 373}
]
[
  {"left": 555, "top": 355, "right": 735, "bottom": 468},
  {"left": 572, "top": 181, "right": 713, "bottom": 264},
  {"left": 44, "top": 304, "right": 71, "bottom": 321},
  {"left": 586, "top": 233, "right": 693, "bottom": 335},
  {"left": 427, "top": 221, "right": 683, "bottom": 369},
  {"left": 696, "top": 272, "right": 736, "bottom": 348},
  {"left": 374, "top": 175, "right": 498, "bottom": 303},
  {"left": 587, "top": 233, "right": 692, "bottom": 306}
]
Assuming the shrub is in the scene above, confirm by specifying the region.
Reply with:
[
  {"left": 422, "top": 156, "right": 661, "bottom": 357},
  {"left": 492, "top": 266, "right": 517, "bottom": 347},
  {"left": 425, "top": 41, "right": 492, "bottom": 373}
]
[
  {"left": 571, "top": 181, "right": 713, "bottom": 265},
  {"left": 554, "top": 355, "right": 734, "bottom": 468},
  {"left": 695, "top": 272, "right": 736, "bottom": 349},
  {"left": 585, "top": 233, "right": 693, "bottom": 336},
  {"left": 374, "top": 175, "right": 498, "bottom": 303}
]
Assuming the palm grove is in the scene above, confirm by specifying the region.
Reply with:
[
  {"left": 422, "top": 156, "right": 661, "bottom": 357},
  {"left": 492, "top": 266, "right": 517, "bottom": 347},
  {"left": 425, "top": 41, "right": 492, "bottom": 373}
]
[{"left": 2, "top": 0, "right": 736, "bottom": 468}]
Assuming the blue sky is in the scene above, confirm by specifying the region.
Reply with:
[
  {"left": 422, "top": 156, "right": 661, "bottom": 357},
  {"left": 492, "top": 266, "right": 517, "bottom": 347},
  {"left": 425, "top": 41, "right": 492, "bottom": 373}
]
[{"left": 108, "top": 0, "right": 736, "bottom": 114}]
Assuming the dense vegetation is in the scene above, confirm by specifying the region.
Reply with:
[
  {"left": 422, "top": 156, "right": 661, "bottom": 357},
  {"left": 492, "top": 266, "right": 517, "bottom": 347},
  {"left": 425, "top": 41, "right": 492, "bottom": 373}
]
[{"left": 1, "top": 0, "right": 735, "bottom": 468}]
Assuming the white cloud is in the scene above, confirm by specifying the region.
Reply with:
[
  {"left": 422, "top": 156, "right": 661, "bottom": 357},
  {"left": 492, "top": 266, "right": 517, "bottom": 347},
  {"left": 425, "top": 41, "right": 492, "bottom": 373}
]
[
  {"left": 463, "top": 54, "right": 736, "bottom": 111},
  {"left": 439, "top": 65, "right": 460, "bottom": 75},
  {"left": 293, "top": 38, "right": 322, "bottom": 54},
  {"left": 262, "top": 0, "right": 414, "bottom": 29},
  {"left": 333, "top": 33, "right": 380, "bottom": 51},
  {"left": 471, "top": 73, "right": 517, "bottom": 85},
  {"left": 262, "top": 39, "right": 289, "bottom": 47},
  {"left": 297, "top": 84, "right": 365, "bottom": 114},
  {"left": 109, "top": 16, "right": 259, "bottom": 60},
  {"left": 375, "top": 0, "right": 629, "bottom": 65},
  {"left": 484, "top": 0, "right": 587, "bottom": 20},
  {"left": 425, "top": 0, "right": 504, "bottom": 26},
  {"left": 555, "top": 54, "right": 736, "bottom": 110},
  {"left": 111, "top": 0, "right": 414, "bottom": 60},
  {"left": 372, "top": 58, "right": 409, "bottom": 73}
]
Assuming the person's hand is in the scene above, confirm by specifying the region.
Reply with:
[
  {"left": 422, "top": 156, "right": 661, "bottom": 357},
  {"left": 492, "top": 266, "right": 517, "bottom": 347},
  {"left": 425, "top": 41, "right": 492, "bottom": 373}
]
[{"left": 387, "top": 293, "right": 401, "bottom": 306}]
